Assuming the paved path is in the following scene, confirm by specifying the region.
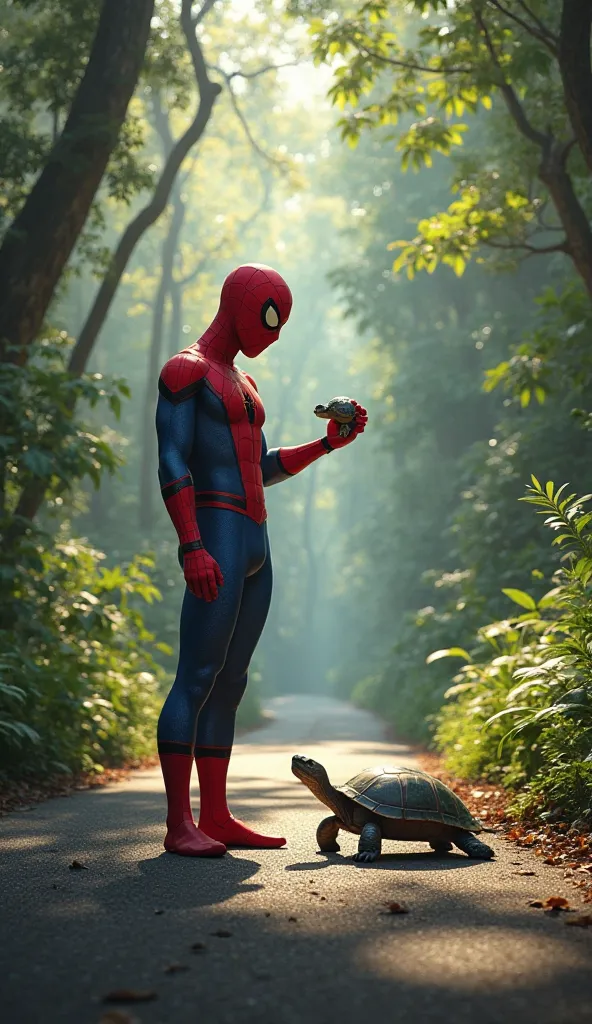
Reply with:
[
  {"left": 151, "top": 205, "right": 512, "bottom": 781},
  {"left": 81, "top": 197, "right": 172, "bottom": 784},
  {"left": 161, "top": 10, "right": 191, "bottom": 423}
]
[{"left": 1, "top": 694, "right": 591, "bottom": 1024}]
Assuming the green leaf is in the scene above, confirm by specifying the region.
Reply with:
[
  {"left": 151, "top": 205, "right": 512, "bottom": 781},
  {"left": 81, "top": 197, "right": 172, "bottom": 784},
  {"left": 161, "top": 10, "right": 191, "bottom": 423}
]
[
  {"left": 484, "top": 706, "right": 532, "bottom": 726},
  {"left": 501, "top": 588, "right": 537, "bottom": 610},
  {"left": 426, "top": 647, "right": 471, "bottom": 664},
  {"left": 444, "top": 681, "right": 477, "bottom": 698}
]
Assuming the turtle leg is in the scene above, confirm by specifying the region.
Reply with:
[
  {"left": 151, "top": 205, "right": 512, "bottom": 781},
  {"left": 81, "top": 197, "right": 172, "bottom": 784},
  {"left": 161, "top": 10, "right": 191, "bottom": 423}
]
[
  {"left": 453, "top": 831, "right": 495, "bottom": 859},
  {"left": 316, "top": 815, "right": 341, "bottom": 853},
  {"left": 353, "top": 822, "right": 382, "bottom": 863},
  {"left": 429, "top": 840, "right": 453, "bottom": 855}
]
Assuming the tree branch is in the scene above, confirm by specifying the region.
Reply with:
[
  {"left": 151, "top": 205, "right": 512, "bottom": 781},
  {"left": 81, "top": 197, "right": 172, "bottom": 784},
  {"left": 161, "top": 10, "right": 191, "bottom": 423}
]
[
  {"left": 474, "top": 9, "right": 548, "bottom": 148},
  {"left": 67, "top": 0, "right": 221, "bottom": 376},
  {"left": 194, "top": 0, "right": 219, "bottom": 27},
  {"left": 515, "top": 0, "right": 558, "bottom": 42},
  {"left": 226, "top": 60, "right": 299, "bottom": 81},
  {"left": 485, "top": 0, "right": 558, "bottom": 54},
  {"left": 357, "top": 43, "right": 474, "bottom": 75},
  {"left": 211, "top": 65, "right": 289, "bottom": 170},
  {"left": 486, "top": 237, "right": 570, "bottom": 255}
]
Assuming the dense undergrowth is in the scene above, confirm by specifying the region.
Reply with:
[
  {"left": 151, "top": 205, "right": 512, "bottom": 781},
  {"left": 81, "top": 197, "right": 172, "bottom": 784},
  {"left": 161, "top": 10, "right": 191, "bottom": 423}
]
[
  {"left": 0, "top": 535, "right": 166, "bottom": 779},
  {"left": 434, "top": 478, "right": 592, "bottom": 823},
  {"left": 0, "top": 339, "right": 168, "bottom": 781}
]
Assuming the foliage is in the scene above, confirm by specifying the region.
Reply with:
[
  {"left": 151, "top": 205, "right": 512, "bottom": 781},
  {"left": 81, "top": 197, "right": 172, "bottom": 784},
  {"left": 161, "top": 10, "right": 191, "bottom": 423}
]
[
  {"left": 0, "top": 0, "right": 190, "bottom": 258},
  {"left": 0, "top": 532, "right": 165, "bottom": 777},
  {"left": 433, "top": 478, "right": 592, "bottom": 820},
  {"left": 0, "top": 337, "right": 168, "bottom": 779},
  {"left": 0, "top": 334, "right": 129, "bottom": 513},
  {"left": 304, "top": 0, "right": 588, "bottom": 288}
]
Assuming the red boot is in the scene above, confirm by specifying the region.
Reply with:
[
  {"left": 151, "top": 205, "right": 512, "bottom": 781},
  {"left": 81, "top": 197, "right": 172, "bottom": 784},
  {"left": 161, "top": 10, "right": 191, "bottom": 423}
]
[
  {"left": 159, "top": 752, "right": 226, "bottom": 857},
  {"left": 196, "top": 754, "right": 286, "bottom": 848}
]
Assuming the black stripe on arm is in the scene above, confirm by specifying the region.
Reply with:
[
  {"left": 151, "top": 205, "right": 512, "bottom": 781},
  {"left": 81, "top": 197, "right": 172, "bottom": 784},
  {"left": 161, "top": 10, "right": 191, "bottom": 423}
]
[
  {"left": 181, "top": 540, "right": 204, "bottom": 554},
  {"left": 321, "top": 437, "right": 335, "bottom": 453},
  {"left": 158, "top": 376, "right": 204, "bottom": 405},
  {"left": 161, "top": 476, "right": 193, "bottom": 501}
]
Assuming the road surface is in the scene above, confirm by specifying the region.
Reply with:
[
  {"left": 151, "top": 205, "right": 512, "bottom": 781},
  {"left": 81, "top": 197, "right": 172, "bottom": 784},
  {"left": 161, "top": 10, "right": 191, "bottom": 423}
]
[{"left": 1, "top": 694, "right": 591, "bottom": 1024}]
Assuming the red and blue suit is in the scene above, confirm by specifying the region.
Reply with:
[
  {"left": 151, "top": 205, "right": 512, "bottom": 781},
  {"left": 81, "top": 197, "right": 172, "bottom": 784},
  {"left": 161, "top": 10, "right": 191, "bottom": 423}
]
[{"left": 156, "top": 263, "right": 368, "bottom": 856}]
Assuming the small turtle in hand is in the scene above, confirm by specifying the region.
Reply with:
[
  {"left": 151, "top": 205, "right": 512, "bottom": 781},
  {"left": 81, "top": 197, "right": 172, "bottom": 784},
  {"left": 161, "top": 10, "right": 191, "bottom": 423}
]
[
  {"left": 292, "top": 756, "right": 495, "bottom": 863},
  {"left": 314, "top": 397, "right": 357, "bottom": 438}
]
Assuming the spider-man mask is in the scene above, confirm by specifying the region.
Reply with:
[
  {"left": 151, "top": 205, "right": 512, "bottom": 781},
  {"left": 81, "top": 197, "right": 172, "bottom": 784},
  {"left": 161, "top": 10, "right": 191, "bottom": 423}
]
[{"left": 221, "top": 264, "right": 293, "bottom": 358}]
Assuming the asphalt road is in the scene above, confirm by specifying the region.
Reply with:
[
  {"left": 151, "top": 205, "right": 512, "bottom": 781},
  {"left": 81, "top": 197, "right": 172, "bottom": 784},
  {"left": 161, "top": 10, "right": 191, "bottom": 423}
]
[{"left": 1, "top": 694, "right": 591, "bottom": 1024}]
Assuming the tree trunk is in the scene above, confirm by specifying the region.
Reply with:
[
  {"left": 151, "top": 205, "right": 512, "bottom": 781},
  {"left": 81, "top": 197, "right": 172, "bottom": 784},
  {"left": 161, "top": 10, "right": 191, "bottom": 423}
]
[
  {"left": 559, "top": 0, "right": 592, "bottom": 176},
  {"left": 539, "top": 141, "right": 592, "bottom": 300},
  {"left": 139, "top": 182, "right": 186, "bottom": 532},
  {"left": 8, "top": 7, "right": 222, "bottom": 531},
  {"left": 0, "top": 0, "right": 155, "bottom": 363},
  {"left": 169, "top": 277, "right": 184, "bottom": 359},
  {"left": 67, "top": 57, "right": 222, "bottom": 375}
]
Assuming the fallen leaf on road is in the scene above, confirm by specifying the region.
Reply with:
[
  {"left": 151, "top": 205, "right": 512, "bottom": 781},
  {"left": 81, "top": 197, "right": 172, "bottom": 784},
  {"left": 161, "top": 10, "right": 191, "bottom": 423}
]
[
  {"left": 529, "top": 896, "right": 571, "bottom": 911},
  {"left": 320, "top": 896, "right": 327, "bottom": 901},
  {"left": 264, "top": 912, "right": 271, "bottom": 918},
  {"left": 69, "top": 860, "right": 87, "bottom": 870},
  {"left": 383, "top": 902, "right": 409, "bottom": 915},
  {"left": 288, "top": 916, "right": 297, "bottom": 922},
  {"left": 164, "top": 963, "right": 189, "bottom": 974},
  {"left": 190, "top": 942, "right": 207, "bottom": 953},
  {"left": 211, "top": 930, "right": 232, "bottom": 938},
  {"left": 309, "top": 891, "right": 319, "bottom": 895},
  {"left": 514, "top": 870, "right": 536, "bottom": 876},
  {"left": 102, "top": 990, "right": 157, "bottom": 1004},
  {"left": 544, "top": 896, "right": 571, "bottom": 910},
  {"left": 565, "top": 915, "right": 592, "bottom": 928}
]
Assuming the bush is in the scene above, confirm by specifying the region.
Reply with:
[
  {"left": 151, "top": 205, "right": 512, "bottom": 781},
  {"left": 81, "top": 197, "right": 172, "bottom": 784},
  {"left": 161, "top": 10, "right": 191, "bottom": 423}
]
[
  {"left": 0, "top": 532, "right": 168, "bottom": 779},
  {"left": 433, "top": 477, "right": 592, "bottom": 820}
]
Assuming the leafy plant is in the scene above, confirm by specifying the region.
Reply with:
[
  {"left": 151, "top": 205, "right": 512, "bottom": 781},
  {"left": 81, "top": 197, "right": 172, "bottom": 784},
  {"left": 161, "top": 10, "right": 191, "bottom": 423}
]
[{"left": 433, "top": 477, "right": 592, "bottom": 819}]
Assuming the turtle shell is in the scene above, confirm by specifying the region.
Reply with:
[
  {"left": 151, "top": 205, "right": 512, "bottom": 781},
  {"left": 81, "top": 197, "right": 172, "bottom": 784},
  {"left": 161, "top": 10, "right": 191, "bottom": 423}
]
[
  {"left": 325, "top": 397, "right": 355, "bottom": 421},
  {"left": 336, "top": 765, "right": 483, "bottom": 833}
]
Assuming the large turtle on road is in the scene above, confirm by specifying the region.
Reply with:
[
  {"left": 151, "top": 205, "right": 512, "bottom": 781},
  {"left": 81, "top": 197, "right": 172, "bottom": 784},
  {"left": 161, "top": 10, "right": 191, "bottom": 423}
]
[{"left": 292, "top": 755, "right": 494, "bottom": 863}]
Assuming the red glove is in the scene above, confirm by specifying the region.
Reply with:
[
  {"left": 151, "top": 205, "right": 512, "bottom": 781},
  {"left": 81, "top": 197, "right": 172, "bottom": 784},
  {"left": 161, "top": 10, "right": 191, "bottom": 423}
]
[
  {"left": 326, "top": 400, "right": 368, "bottom": 449},
  {"left": 182, "top": 544, "right": 224, "bottom": 603},
  {"left": 161, "top": 476, "right": 224, "bottom": 601}
]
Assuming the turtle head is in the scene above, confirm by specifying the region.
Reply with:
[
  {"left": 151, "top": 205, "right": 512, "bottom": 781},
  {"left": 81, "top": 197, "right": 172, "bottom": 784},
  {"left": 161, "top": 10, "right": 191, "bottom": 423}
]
[
  {"left": 292, "top": 754, "right": 351, "bottom": 819},
  {"left": 313, "top": 404, "right": 330, "bottom": 418},
  {"left": 292, "top": 754, "right": 331, "bottom": 797}
]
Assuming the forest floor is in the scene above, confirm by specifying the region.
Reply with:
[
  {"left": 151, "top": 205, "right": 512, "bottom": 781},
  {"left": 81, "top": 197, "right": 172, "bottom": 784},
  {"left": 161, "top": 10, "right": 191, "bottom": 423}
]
[
  {"left": 417, "top": 752, "right": 592, "bottom": 906},
  {"left": 1, "top": 694, "right": 592, "bottom": 1024}
]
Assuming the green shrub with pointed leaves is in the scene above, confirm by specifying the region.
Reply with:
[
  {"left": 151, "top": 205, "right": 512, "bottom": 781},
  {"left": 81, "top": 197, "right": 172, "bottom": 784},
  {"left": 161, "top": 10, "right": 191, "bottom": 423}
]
[
  {"left": 0, "top": 336, "right": 168, "bottom": 779},
  {"left": 434, "top": 476, "right": 592, "bottom": 819}
]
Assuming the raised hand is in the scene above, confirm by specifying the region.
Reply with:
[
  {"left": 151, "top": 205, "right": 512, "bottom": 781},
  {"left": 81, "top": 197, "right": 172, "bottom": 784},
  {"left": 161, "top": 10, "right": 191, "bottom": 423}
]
[
  {"left": 326, "top": 400, "right": 368, "bottom": 449},
  {"left": 183, "top": 547, "right": 224, "bottom": 602}
]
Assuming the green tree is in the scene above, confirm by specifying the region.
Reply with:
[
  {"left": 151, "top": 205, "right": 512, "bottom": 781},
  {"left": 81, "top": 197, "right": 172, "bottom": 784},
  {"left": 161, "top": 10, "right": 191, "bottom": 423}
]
[{"left": 0, "top": 0, "right": 155, "bottom": 360}]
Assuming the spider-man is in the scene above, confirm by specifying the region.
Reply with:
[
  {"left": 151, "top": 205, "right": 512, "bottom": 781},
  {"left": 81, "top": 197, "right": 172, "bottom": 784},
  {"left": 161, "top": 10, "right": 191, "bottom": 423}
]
[{"left": 156, "top": 263, "right": 368, "bottom": 856}]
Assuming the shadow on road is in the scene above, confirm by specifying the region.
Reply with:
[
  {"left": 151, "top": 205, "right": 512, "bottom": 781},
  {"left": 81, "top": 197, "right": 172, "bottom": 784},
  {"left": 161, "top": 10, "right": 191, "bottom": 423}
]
[{"left": 286, "top": 851, "right": 483, "bottom": 872}]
